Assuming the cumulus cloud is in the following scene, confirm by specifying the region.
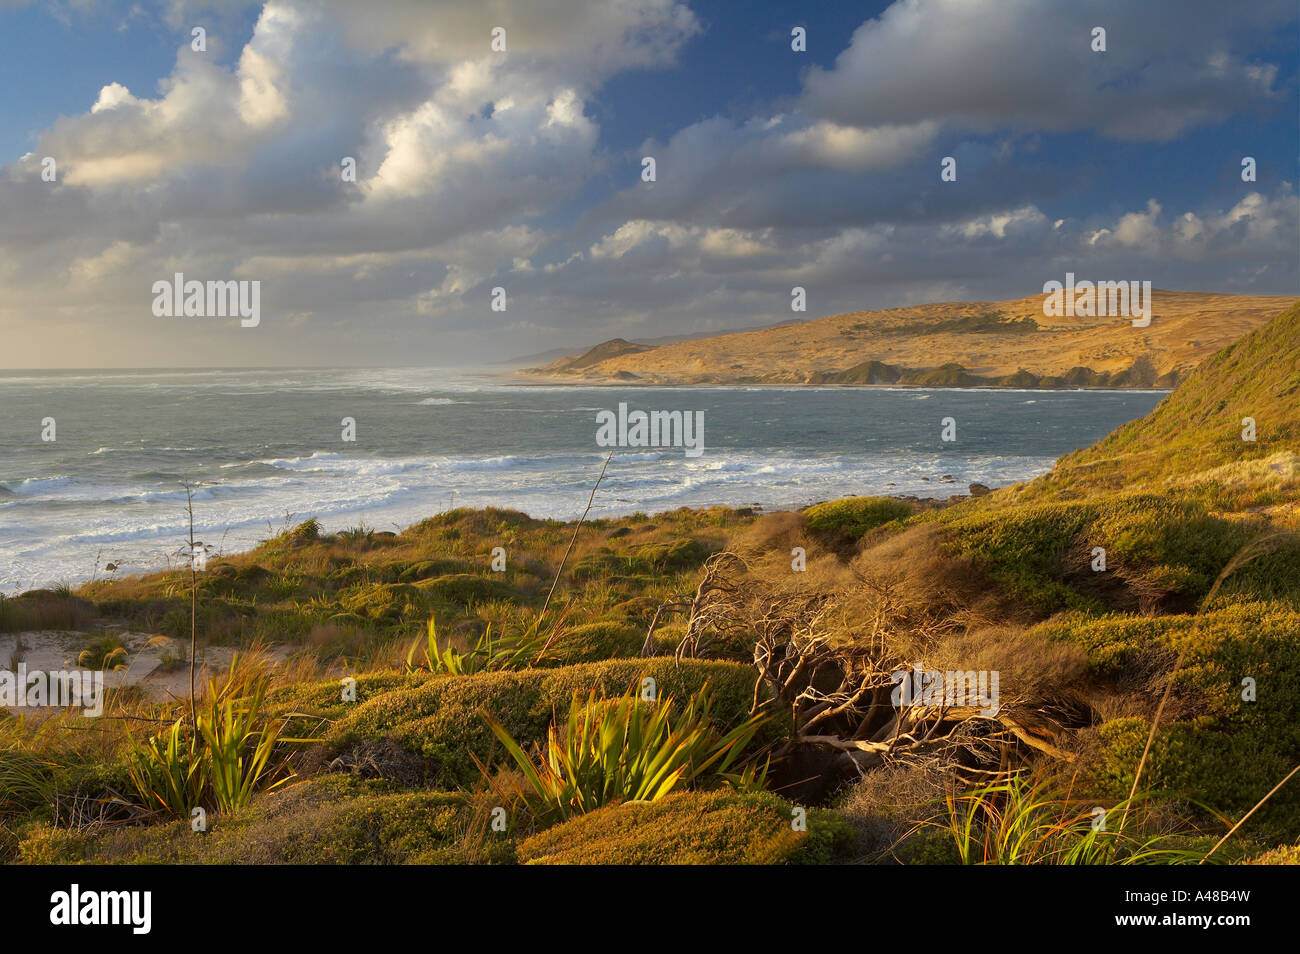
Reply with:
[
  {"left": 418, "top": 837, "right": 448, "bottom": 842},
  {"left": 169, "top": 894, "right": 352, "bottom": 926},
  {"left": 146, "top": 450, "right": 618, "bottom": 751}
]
[
  {"left": 799, "top": 0, "right": 1292, "bottom": 140},
  {"left": 313, "top": 0, "right": 700, "bottom": 86},
  {"left": 0, "top": 0, "right": 1294, "bottom": 367},
  {"left": 1087, "top": 189, "right": 1298, "bottom": 262}
]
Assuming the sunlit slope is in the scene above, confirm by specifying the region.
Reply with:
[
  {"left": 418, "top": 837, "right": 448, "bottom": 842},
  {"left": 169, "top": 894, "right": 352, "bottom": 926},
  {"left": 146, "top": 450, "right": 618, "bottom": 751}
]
[
  {"left": 525, "top": 291, "right": 1298, "bottom": 387},
  {"left": 1019, "top": 301, "right": 1300, "bottom": 499}
]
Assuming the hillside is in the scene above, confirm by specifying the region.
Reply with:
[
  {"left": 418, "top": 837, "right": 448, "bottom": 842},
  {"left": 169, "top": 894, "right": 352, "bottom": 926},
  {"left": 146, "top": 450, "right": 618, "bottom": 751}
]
[
  {"left": 1016, "top": 301, "right": 1300, "bottom": 499},
  {"left": 541, "top": 338, "right": 652, "bottom": 371},
  {"left": 522, "top": 290, "right": 1298, "bottom": 388}
]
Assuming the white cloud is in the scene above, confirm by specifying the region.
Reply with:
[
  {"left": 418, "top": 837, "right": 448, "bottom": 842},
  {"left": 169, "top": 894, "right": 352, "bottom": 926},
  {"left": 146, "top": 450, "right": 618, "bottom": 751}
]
[{"left": 799, "top": 0, "right": 1291, "bottom": 141}]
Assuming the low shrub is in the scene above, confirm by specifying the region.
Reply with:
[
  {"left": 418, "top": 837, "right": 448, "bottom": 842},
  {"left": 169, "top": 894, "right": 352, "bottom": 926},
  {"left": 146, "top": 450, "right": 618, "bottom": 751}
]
[
  {"left": 516, "top": 789, "right": 853, "bottom": 865},
  {"left": 804, "top": 497, "right": 915, "bottom": 540},
  {"left": 330, "top": 658, "right": 772, "bottom": 789}
]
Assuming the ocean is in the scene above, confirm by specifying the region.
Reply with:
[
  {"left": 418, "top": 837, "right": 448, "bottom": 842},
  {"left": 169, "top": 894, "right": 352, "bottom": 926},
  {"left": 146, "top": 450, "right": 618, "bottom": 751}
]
[{"left": 0, "top": 368, "right": 1165, "bottom": 593}]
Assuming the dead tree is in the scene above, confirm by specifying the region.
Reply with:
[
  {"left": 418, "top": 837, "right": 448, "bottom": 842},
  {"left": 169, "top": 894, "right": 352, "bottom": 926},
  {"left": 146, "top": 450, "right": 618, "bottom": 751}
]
[
  {"left": 639, "top": 551, "right": 751, "bottom": 659},
  {"left": 666, "top": 552, "right": 1083, "bottom": 791}
]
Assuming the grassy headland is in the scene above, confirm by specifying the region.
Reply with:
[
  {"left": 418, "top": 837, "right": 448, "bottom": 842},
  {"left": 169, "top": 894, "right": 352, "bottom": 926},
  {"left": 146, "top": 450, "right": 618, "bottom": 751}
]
[{"left": 524, "top": 289, "right": 1297, "bottom": 388}]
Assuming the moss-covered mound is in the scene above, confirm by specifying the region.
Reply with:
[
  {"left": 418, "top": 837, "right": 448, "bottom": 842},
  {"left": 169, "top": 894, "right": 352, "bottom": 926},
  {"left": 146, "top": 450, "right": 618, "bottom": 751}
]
[
  {"left": 804, "top": 496, "right": 917, "bottom": 540},
  {"left": 330, "top": 658, "right": 771, "bottom": 788},
  {"left": 1039, "top": 601, "right": 1300, "bottom": 839},
  {"left": 930, "top": 492, "right": 1298, "bottom": 614},
  {"left": 517, "top": 790, "right": 854, "bottom": 865},
  {"left": 14, "top": 776, "right": 512, "bottom": 865}
]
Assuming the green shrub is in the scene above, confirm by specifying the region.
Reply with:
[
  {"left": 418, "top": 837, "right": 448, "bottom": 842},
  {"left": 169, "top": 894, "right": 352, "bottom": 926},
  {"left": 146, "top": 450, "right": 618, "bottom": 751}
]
[
  {"left": 331, "top": 658, "right": 772, "bottom": 789},
  {"left": 557, "top": 620, "right": 643, "bottom": 662},
  {"left": 270, "top": 670, "right": 431, "bottom": 721},
  {"left": 76, "top": 633, "right": 129, "bottom": 671},
  {"left": 516, "top": 790, "right": 854, "bottom": 864},
  {"left": 17, "top": 777, "right": 511, "bottom": 865},
  {"left": 1054, "top": 602, "right": 1300, "bottom": 840},
  {"left": 630, "top": 538, "right": 710, "bottom": 570},
  {"left": 415, "top": 573, "right": 513, "bottom": 606},
  {"left": 398, "top": 559, "right": 469, "bottom": 583},
  {"left": 804, "top": 497, "right": 914, "bottom": 540},
  {"left": 935, "top": 493, "right": 1257, "bottom": 613},
  {"left": 291, "top": 519, "right": 321, "bottom": 542},
  {"left": 570, "top": 540, "right": 710, "bottom": 582},
  {"left": 486, "top": 683, "right": 770, "bottom": 824}
]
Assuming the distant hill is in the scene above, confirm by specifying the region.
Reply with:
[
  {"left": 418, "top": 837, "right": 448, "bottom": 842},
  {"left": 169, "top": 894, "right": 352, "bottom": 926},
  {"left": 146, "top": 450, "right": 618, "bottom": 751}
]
[
  {"left": 542, "top": 338, "right": 652, "bottom": 372},
  {"left": 504, "top": 318, "right": 808, "bottom": 368},
  {"left": 1022, "top": 300, "right": 1300, "bottom": 498},
  {"left": 519, "top": 290, "right": 1297, "bottom": 389}
]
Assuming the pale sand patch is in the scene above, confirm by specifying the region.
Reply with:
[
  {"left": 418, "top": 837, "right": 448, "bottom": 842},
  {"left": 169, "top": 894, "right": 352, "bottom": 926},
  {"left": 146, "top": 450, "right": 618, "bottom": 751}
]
[{"left": 0, "top": 630, "right": 293, "bottom": 711}]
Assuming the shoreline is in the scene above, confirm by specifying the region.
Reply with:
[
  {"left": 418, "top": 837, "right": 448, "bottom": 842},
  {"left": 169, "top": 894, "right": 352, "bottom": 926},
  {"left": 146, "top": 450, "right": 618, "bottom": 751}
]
[
  {"left": 508, "top": 374, "right": 1175, "bottom": 394},
  {"left": 3, "top": 488, "right": 986, "bottom": 599}
]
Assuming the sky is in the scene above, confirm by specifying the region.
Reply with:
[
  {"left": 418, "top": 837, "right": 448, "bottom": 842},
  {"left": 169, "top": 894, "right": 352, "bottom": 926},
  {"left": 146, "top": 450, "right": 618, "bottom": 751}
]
[{"left": 0, "top": 0, "right": 1296, "bottom": 368}]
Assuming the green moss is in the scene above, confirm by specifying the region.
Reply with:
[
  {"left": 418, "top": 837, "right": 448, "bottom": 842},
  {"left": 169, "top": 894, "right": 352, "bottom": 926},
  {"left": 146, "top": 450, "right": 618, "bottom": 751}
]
[
  {"left": 16, "top": 777, "right": 511, "bottom": 865},
  {"left": 630, "top": 538, "right": 710, "bottom": 570},
  {"left": 571, "top": 538, "right": 712, "bottom": 582},
  {"left": 558, "top": 620, "right": 644, "bottom": 662},
  {"left": 330, "top": 658, "right": 774, "bottom": 789},
  {"left": 1055, "top": 602, "right": 1300, "bottom": 840},
  {"left": 933, "top": 493, "right": 1259, "bottom": 614},
  {"left": 804, "top": 497, "right": 915, "bottom": 540},
  {"left": 397, "top": 559, "right": 470, "bottom": 582},
  {"left": 516, "top": 789, "right": 854, "bottom": 865},
  {"left": 892, "top": 826, "right": 962, "bottom": 865},
  {"left": 414, "top": 573, "right": 514, "bottom": 606},
  {"left": 1246, "top": 844, "right": 1300, "bottom": 864},
  {"left": 270, "top": 670, "right": 433, "bottom": 721}
]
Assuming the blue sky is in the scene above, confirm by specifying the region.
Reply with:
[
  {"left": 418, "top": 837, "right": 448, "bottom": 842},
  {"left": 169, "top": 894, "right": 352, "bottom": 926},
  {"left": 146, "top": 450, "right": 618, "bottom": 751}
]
[{"left": 0, "top": 0, "right": 1296, "bottom": 367}]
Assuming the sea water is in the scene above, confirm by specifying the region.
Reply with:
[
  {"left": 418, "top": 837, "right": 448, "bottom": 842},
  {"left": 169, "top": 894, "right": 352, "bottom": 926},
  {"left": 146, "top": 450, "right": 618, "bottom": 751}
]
[{"left": 0, "top": 367, "right": 1164, "bottom": 592}]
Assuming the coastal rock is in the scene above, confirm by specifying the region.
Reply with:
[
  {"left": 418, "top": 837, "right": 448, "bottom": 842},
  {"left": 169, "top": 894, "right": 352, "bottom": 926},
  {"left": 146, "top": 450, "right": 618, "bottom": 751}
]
[{"left": 968, "top": 482, "right": 992, "bottom": 497}]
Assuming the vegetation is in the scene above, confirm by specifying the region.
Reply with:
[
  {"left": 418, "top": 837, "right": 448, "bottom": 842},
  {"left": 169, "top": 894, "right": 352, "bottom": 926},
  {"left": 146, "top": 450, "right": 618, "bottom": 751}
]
[
  {"left": 888, "top": 310, "right": 1040, "bottom": 336},
  {"left": 485, "top": 682, "right": 769, "bottom": 824},
  {"left": 810, "top": 354, "right": 1168, "bottom": 389},
  {"left": 517, "top": 790, "right": 854, "bottom": 865},
  {"left": 804, "top": 496, "right": 918, "bottom": 539},
  {"left": 1024, "top": 301, "right": 1300, "bottom": 499},
  {"left": 929, "top": 772, "right": 1206, "bottom": 865},
  {"left": 4, "top": 302, "right": 1298, "bottom": 865},
  {"left": 125, "top": 653, "right": 305, "bottom": 817}
]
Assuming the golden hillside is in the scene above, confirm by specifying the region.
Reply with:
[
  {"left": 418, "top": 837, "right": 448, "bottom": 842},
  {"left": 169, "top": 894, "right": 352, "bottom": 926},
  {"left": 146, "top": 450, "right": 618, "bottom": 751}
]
[{"left": 523, "top": 290, "right": 1298, "bottom": 388}]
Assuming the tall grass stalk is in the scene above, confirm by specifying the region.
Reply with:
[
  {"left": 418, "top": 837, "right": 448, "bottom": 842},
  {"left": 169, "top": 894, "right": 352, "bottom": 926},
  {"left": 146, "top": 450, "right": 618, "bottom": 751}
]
[{"left": 932, "top": 773, "right": 1202, "bottom": 865}]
